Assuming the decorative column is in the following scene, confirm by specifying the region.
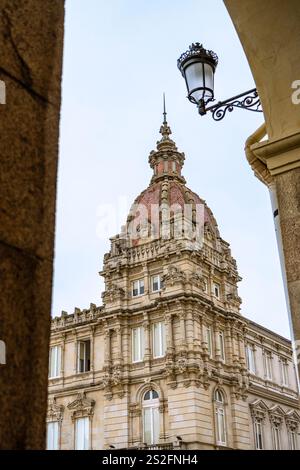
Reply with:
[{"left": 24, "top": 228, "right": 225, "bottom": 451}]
[
  {"left": 116, "top": 326, "right": 123, "bottom": 364},
  {"left": 60, "top": 332, "right": 66, "bottom": 385},
  {"left": 165, "top": 314, "right": 174, "bottom": 354},
  {"left": 72, "top": 329, "right": 78, "bottom": 374},
  {"left": 186, "top": 307, "right": 194, "bottom": 354},
  {"left": 225, "top": 320, "right": 233, "bottom": 367},
  {"left": 90, "top": 325, "right": 96, "bottom": 380},
  {"left": 179, "top": 311, "right": 187, "bottom": 352},
  {"left": 104, "top": 329, "right": 111, "bottom": 368},
  {"left": 143, "top": 317, "right": 151, "bottom": 368},
  {"left": 214, "top": 320, "right": 221, "bottom": 362}
]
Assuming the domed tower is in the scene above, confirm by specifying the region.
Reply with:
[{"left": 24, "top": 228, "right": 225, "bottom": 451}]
[
  {"left": 101, "top": 103, "right": 242, "bottom": 317},
  {"left": 99, "top": 103, "right": 250, "bottom": 450}
]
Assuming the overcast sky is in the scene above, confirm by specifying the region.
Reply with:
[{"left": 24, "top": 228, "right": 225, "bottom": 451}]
[{"left": 52, "top": 0, "right": 290, "bottom": 338}]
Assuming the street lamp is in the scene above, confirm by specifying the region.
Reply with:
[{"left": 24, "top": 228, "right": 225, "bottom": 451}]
[{"left": 177, "top": 42, "right": 262, "bottom": 121}]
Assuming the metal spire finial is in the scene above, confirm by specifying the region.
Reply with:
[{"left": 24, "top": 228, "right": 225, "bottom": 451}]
[
  {"left": 163, "top": 92, "right": 167, "bottom": 124},
  {"left": 159, "top": 93, "right": 172, "bottom": 141}
]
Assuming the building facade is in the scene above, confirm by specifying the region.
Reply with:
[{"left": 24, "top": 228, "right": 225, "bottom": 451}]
[{"left": 48, "top": 114, "right": 300, "bottom": 450}]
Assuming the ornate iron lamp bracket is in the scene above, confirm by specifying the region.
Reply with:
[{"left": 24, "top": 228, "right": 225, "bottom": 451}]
[{"left": 203, "top": 88, "right": 263, "bottom": 121}]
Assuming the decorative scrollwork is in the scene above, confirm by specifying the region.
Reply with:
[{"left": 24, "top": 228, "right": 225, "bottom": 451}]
[{"left": 207, "top": 88, "right": 262, "bottom": 121}]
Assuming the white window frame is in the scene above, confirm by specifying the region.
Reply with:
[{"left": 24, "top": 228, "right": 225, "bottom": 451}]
[
  {"left": 219, "top": 331, "right": 225, "bottom": 362},
  {"left": 206, "top": 326, "right": 213, "bottom": 358},
  {"left": 264, "top": 351, "right": 273, "bottom": 380},
  {"left": 288, "top": 429, "right": 297, "bottom": 450},
  {"left": 272, "top": 425, "right": 281, "bottom": 450},
  {"left": 132, "top": 326, "right": 144, "bottom": 363},
  {"left": 214, "top": 390, "right": 226, "bottom": 446},
  {"left": 246, "top": 344, "right": 256, "bottom": 374},
  {"left": 280, "top": 358, "right": 289, "bottom": 386},
  {"left": 49, "top": 345, "right": 61, "bottom": 379},
  {"left": 143, "top": 390, "right": 160, "bottom": 445},
  {"left": 132, "top": 278, "right": 145, "bottom": 297},
  {"left": 77, "top": 339, "right": 91, "bottom": 373},
  {"left": 254, "top": 420, "right": 264, "bottom": 450},
  {"left": 151, "top": 274, "right": 163, "bottom": 293},
  {"left": 152, "top": 322, "right": 166, "bottom": 358},
  {"left": 75, "top": 416, "right": 90, "bottom": 450},
  {"left": 46, "top": 421, "right": 60, "bottom": 450},
  {"left": 213, "top": 282, "right": 220, "bottom": 298}
]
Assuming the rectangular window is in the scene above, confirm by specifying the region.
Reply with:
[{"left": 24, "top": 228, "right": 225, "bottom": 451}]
[
  {"left": 132, "top": 279, "right": 145, "bottom": 297},
  {"left": 143, "top": 407, "right": 160, "bottom": 445},
  {"left": 132, "top": 327, "right": 144, "bottom": 363},
  {"left": 289, "top": 430, "right": 297, "bottom": 450},
  {"left": 75, "top": 417, "right": 89, "bottom": 450},
  {"left": 153, "top": 322, "right": 166, "bottom": 358},
  {"left": 151, "top": 275, "right": 163, "bottom": 292},
  {"left": 172, "top": 161, "right": 176, "bottom": 172},
  {"left": 46, "top": 421, "right": 59, "bottom": 450},
  {"left": 213, "top": 283, "right": 220, "bottom": 298},
  {"left": 280, "top": 358, "right": 289, "bottom": 386},
  {"left": 206, "top": 326, "right": 213, "bottom": 358},
  {"left": 49, "top": 345, "right": 61, "bottom": 378},
  {"left": 216, "top": 407, "right": 226, "bottom": 445},
  {"left": 246, "top": 344, "right": 256, "bottom": 374},
  {"left": 254, "top": 421, "right": 264, "bottom": 450},
  {"left": 77, "top": 340, "right": 91, "bottom": 373},
  {"left": 219, "top": 332, "right": 225, "bottom": 361},
  {"left": 264, "top": 351, "right": 272, "bottom": 380},
  {"left": 272, "top": 426, "right": 281, "bottom": 450}
]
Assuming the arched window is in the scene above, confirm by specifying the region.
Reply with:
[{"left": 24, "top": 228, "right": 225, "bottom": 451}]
[
  {"left": 214, "top": 389, "right": 227, "bottom": 446},
  {"left": 142, "top": 389, "right": 159, "bottom": 445}
]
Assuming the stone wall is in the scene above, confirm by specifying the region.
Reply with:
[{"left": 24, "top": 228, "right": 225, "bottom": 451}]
[{"left": 0, "top": 0, "right": 65, "bottom": 449}]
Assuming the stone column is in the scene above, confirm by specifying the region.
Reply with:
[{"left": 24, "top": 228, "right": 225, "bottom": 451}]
[
  {"left": 116, "top": 326, "right": 122, "bottom": 364},
  {"left": 0, "top": 0, "right": 65, "bottom": 449},
  {"left": 90, "top": 326, "right": 95, "bottom": 378},
  {"left": 165, "top": 314, "right": 174, "bottom": 354},
  {"left": 179, "top": 311, "right": 187, "bottom": 351},
  {"left": 225, "top": 321, "right": 233, "bottom": 366},
  {"left": 143, "top": 319, "right": 151, "bottom": 366},
  {"left": 104, "top": 329, "right": 111, "bottom": 367},
  {"left": 214, "top": 321, "right": 221, "bottom": 361}
]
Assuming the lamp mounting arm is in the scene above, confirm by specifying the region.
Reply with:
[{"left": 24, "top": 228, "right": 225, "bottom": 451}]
[{"left": 200, "top": 88, "right": 263, "bottom": 121}]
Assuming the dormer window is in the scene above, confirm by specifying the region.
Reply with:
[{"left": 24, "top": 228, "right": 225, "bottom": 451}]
[{"left": 132, "top": 279, "right": 145, "bottom": 297}]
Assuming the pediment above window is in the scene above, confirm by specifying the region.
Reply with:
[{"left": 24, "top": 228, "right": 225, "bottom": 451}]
[
  {"left": 67, "top": 392, "right": 95, "bottom": 421},
  {"left": 47, "top": 397, "right": 64, "bottom": 423}
]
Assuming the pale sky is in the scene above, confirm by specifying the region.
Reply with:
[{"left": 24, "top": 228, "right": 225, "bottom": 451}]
[{"left": 52, "top": 0, "right": 290, "bottom": 338}]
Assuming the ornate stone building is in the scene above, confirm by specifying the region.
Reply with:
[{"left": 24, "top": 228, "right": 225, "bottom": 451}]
[{"left": 48, "top": 112, "right": 300, "bottom": 450}]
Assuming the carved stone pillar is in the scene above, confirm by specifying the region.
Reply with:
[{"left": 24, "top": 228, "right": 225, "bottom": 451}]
[
  {"left": 116, "top": 326, "right": 122, "bottom": 364},
  {"left": 201, "top": 315, "right": 208, "bottom": 354},
  {"left": 104, "top": 329, "right": 111, "bottom": 368},
  {"left": 225, "top": 321, "right": 233, "bottom": 366},
  {"left": 179, "top": 311, "right": 187, "bottom": 351},
  {"left": 186, "top": 307, "right": 194, "bottom": 352},
  {"left": 231, "top": 325, "right": 239, "bottom": 365},
  {"left": 214, "top": 321, "right": 221, "bottom": 361},
  {"left": 73, "top": 329, "right": 78, "bottom": 374},
  {"left": 90, "top": 326, "right": 95, "bottom": 377},
  {"left": 238, "top": 330, "right": 246, "bottom": 367},
  {"left": 143, "top": 319, "right": 151, "bottom": 365},
  {"left": 165, "top": 314, "right": 174, "bottom": 354}
]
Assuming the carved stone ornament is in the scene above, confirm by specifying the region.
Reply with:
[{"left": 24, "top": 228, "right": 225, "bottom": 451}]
[
  {"left": 162, "top": 265, "right": 186, "bottom": 287},
  {"left": 67, "top": 392, "right": 95, "bottom": 421},
  {"left": 111, "top": 365, "right": 122, "bottom": 386},
  {"left": 249, "top": 400, "right": 268, "bottom": 423},
  {"left": 189, "top": 270, "right": 206, "bottom": 291},
  {"left": 47, "top": 397, "right": 64, "bottom": 423},
  {"left": 176, "top": 356, "right": 187, "bottom": 374},
  {"left": 102, "top": 283, "right": 125, "bottom": 304}
]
